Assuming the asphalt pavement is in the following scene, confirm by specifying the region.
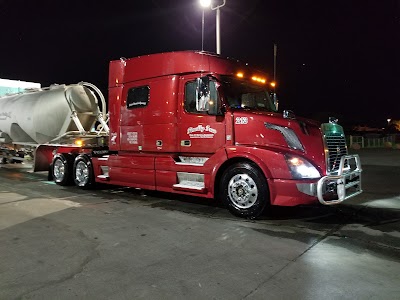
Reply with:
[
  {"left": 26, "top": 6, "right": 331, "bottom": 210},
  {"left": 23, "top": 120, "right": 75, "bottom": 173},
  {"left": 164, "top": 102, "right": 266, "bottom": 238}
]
[
  {"left": 350, "top": 147, "right": 400, "bottom": 167},
  {"left": 0, "top": 148, "right": 399, "bottom": 300}
]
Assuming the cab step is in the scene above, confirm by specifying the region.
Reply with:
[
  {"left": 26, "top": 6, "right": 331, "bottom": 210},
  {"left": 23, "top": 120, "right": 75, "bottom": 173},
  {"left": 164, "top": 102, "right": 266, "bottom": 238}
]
[
  {"left": 172, "top": 172, "right": 206, "bottom": 193},
  {"left": 97, "top": 174, "right": 110, "bottom": 181}
]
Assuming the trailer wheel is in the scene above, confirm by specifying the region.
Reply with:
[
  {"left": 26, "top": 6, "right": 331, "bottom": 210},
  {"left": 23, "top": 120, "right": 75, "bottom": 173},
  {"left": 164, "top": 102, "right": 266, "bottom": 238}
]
[
  {"left": 73, "top": 155, "right": 94, "bottom": 188},
  {"left": 220, "top": 162, "right": 269, "bottom": 219},
  {"left": 52, "top": 154, "right": 73, "bottom": 186}
]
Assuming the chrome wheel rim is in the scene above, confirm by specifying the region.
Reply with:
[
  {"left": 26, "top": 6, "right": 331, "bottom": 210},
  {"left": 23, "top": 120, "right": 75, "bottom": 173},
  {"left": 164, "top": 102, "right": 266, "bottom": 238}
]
[
  {"left": 228, "top": 174, "right": 258, "bottom": 209},
  {"left": 53, "top": 159, "right": 65, "bottom": 182},
  {"left": 75, "top": 161, "right": 89, "bottom": 186}
]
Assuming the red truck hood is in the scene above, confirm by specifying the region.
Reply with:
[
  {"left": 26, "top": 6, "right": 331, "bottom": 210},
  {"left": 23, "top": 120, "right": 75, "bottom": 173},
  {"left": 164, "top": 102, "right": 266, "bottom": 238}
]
[{"left": 232, "top": 110, "right": 327, "bottom": 173}]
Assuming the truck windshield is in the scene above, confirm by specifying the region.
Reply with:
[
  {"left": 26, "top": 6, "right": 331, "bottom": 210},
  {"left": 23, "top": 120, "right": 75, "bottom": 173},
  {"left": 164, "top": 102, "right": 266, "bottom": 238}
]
[{"left": 220, "top": 75, "right": 277, "bottom": 112}]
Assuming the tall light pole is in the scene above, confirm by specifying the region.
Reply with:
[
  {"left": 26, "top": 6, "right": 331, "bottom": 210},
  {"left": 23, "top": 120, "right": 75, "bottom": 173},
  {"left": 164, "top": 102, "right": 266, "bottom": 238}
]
[
  {"left": 273, "top": 43, "right": 277, "bottom": 92},
  {"left": 200, "top": 0, "right": 211, "bottom": 52},
  {"left": 273, "top": 43, "right": 277, "bottom": 85},
  {"left": 201, "top": 8, "right": 205, "bottom": 51},
  {"left": 200, "top": 0, "right": 226, "bottom": 55}
]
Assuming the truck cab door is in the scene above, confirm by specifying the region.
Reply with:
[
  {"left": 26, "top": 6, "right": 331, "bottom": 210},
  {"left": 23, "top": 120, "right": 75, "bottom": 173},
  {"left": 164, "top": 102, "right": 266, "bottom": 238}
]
[{"left": 178, "top": 75, "right": 225, "bottom": 154}]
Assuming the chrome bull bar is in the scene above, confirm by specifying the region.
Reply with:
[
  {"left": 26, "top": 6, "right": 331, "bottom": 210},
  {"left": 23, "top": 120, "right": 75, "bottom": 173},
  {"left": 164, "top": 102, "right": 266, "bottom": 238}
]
[{"left": 317, "top": 154, "right": 362, "bottom": 205}]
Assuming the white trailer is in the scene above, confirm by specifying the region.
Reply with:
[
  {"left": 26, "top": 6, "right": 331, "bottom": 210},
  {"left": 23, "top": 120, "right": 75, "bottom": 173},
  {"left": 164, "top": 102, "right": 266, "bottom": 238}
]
[{"left": 0, "top": 82, "right": 109, "bottom": 164}]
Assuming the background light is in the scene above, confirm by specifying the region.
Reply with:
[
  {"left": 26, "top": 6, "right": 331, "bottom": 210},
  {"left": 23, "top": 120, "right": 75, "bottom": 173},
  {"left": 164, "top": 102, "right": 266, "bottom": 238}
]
[{"left": 200, "top": 0, "right": 211, "bottom": 7}]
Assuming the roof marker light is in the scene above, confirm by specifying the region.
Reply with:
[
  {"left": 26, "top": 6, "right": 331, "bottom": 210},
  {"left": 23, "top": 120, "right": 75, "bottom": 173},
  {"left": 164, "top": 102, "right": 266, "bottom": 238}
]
[{"left": 251, "top": 76, "right": 266, "bottom": 84}]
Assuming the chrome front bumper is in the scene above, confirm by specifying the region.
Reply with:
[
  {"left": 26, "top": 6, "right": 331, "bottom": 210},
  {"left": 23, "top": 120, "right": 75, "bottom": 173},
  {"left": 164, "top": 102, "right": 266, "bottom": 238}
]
[{"left": 316, "top": 154, "right": 363, "bottom": 205}]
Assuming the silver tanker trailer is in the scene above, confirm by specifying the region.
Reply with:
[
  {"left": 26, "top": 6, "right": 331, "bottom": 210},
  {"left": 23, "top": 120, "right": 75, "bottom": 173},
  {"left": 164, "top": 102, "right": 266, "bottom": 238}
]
[{"left": 0, "top": 82, "right": 109, "bottom": 164}]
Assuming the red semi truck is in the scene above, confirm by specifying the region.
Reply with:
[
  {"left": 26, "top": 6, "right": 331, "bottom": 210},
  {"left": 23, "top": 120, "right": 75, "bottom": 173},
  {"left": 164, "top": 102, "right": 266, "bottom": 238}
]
[{"left": 29, "top": 51, "right": 362, "bottom": 218}]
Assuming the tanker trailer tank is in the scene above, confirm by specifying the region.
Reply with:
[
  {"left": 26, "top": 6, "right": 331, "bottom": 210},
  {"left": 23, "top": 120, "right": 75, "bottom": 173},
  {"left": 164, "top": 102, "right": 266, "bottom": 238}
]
[{"left": 0, "top": 82, "right": 109, "bottom": 145}]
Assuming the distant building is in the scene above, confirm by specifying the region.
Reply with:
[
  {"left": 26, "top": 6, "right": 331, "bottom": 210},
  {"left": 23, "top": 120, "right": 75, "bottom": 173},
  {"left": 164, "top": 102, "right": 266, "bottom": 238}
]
[{"left": 0, "top": 78, "right": 41, "bottom": 96}]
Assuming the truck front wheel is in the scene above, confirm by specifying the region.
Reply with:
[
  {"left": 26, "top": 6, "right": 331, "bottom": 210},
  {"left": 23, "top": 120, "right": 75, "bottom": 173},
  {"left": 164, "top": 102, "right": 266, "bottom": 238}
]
[
  {"left": 52, "top": 154, "right": 73, "bottom": 186},
  {"left": 220, "top": 162, "right": 269, "bottom": 219},
  {"left": 73, "top": 155, "right": 94, "bottom": 188}
]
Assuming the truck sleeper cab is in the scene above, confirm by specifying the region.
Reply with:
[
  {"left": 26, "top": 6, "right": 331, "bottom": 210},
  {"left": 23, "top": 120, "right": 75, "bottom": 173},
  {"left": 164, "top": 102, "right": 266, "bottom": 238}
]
[{"left": 49, "top": 51, "right": 362, "bottom": 219}]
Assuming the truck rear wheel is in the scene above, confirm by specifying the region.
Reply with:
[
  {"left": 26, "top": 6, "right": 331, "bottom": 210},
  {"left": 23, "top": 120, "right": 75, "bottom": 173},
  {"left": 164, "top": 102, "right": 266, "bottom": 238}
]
[
  {"left": 73, "top": 155, "right": 94, "bottom": 188},
  {"left": 52, "top": 154, "right": 73, "bottom": 186},
  {"left": 220, "top": 162, "right": 269, "bottom": 219}
]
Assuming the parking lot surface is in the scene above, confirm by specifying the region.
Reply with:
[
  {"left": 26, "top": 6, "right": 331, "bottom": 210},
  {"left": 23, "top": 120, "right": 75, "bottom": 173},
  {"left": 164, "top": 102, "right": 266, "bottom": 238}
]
[{"left": 0, "top": 148, "right": 399, "bottom": 299}]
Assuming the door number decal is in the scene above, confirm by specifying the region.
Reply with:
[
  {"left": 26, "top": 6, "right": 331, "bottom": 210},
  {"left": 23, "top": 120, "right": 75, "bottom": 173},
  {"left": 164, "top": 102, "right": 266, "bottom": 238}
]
[{"left": 235, "top": 117, "right": 248, "bottom": 124}]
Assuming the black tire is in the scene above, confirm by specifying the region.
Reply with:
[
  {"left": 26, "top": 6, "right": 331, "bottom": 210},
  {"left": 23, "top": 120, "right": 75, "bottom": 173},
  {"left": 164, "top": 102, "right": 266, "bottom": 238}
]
[
  {"left": 219, "top": 162, "right": 269, "bottom": 219},
  {"left": 15, "top": 151, "right": 24, "bottom": 163},
  {"left": 73, "top": 155, "right": 95, "bottom": 188},
  {"left": 52, "top": 153, "right": 74, "bottom": 186}
]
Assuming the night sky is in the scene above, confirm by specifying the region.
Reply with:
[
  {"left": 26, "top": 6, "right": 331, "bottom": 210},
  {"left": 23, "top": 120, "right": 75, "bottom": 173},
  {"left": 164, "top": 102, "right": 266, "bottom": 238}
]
[{"left": 0, "top": 0, "right": 399, "bottom": 130}]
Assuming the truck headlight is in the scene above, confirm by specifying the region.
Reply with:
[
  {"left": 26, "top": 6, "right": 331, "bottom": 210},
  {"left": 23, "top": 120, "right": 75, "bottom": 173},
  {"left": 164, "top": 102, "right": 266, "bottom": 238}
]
[{"left": 285, "top": 155, "right": 320, "bottom": 179}]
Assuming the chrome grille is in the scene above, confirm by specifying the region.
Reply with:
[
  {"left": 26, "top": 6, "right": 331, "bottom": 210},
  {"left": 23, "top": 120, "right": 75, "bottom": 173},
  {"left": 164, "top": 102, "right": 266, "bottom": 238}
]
[{"left": 325, "top": 132, "right": 348, "bottom": 173}]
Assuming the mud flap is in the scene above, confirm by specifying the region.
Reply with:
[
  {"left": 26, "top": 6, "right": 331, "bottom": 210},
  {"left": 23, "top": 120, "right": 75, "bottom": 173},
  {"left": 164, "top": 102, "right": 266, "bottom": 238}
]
[{"left": 34, "top": 145, "right": 57, "bottom": 172}]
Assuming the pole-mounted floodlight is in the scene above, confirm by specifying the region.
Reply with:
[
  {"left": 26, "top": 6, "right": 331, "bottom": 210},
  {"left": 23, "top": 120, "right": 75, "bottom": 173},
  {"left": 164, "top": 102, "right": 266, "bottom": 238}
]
[
  {"left": 200, "top": 0, "right": 211, "bottom": 7},
  {"left": 199, "top": 0, "right": 226, "bottom": 55}
]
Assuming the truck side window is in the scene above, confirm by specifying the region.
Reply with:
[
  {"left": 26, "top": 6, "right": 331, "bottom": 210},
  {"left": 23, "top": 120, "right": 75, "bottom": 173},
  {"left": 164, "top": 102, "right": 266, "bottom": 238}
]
[
  {"left": 127, "top": 86, "right": 149, "bottom": 109},
  {"left": 184, "top": 80, "right": 218, "bottom": 114},
  {"left": 184, "top": 81, "right": 198, "bottom": 113}
]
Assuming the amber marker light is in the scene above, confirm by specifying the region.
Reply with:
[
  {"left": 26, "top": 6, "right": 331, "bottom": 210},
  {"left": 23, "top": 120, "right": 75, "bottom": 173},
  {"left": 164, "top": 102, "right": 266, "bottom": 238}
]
[
  {"left": 236, "top": 72, "right": 244, "bottom": 78},
  {"left": 75, "top": 139, "right": 84, "bottom": 147},
  {"left": 251, "top": 76, "right": 267, "bottom": 84},
  {"left": 270, "top": 81, "right": 276, "bottom": 88}
]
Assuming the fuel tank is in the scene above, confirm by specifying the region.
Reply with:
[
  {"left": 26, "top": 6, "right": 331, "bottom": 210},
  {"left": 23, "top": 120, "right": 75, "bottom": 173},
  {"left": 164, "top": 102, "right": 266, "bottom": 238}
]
[{"left": 0, "top": 83, "right": 100, "bottom": 144}]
